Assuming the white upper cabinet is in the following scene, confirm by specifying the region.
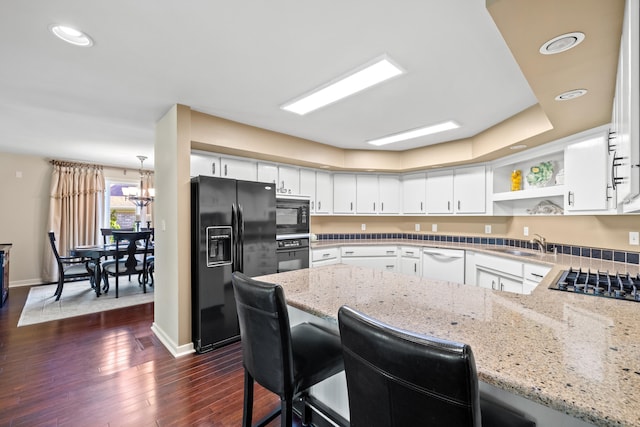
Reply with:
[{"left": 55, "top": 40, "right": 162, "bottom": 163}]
[
  {"left": 333, "top": 173, "right": 357, "bottom": 214},
  {"left": 190, "top": 152, "right": 220, "bottom": 178},
  {"left": 356, "top": 175, "right": 378, "bottom": 214},
  {"left": 315, "top": 171, "right": 333, "bottom": 214},
  {"left": 257, "top": 162, "right": 278, "bottom": 184},
  {"left": 356, "top": 175, "right": 401, "bottom": 214},
  {"left": 402, "top": 173, "right": 427, "bottom": 214},
  {"left": 300, "top": 168, "right": 316, "bottom": 204},
  {"left": 221, "top": 157, "right": 257, "bottom": 181},
  {"left": 612, "top": 0, "right": 640, "bottom": 209},
  {"left": 426, "top": 169, "right": 455, "bottom": 214},
  {"left": 378, "top": 175, "right": 401, "bottom": 214},
  {"left": 277, "top": 165, "right": 300, "bottom": 195},
  {"left": 454, "top": 165, "right": 486, "bottom": 214},
  {"left": 565, "top": 133, "right": 610, "bottom": 212},
  {"left": 426, "top": 166, "right": 485, "bottom": 214}
]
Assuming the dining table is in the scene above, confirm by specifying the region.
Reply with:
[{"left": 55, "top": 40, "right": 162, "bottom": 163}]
[{"left": 70, "top": 242, "right": 154, "bottom": 297}]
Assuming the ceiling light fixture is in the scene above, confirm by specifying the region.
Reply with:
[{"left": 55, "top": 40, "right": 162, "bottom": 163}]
[
  {"left": 539, "top": 32, "right": 585, "bottom": 55},
  {"left": 281, "top": 56, "right": 404, "bottom": 115},
  {"left": 50, "top": 24, "right": 94, "bottom": 47},
  {"left": 555, "top": 89, "right": 588, "bottom": 101},
  {"left": 367, "top": 120, "right": 460, "bottom": 147}
]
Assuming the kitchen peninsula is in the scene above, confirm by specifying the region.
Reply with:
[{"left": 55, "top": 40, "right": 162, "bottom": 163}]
[{"left": 256, "top": 263, "right": 640, "bottom": 427}]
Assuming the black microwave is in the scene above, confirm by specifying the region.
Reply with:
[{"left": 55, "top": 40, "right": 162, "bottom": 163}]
[{"left": 276, "top": 197, "right": 310, "bottom": 236}]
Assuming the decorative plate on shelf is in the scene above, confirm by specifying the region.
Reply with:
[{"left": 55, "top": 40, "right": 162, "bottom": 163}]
[{"left": 526, "top": 161, "right": 554, "bottom": 188}]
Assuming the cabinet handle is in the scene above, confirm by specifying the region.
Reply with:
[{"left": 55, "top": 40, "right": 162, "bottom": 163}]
[
  {"left": 350, "top": 202, "right": 353, "bottom": 211},
  {"left": 386, "top": 251, "right": 395, "bottom": 254},
  {"left": 345, "top": 251, "right": 354, "bottom": 255},
  {"left": 500, "top": 282, "right": 504, "bottom": 291},
  {"left": 406, "top": 251, "right": 414, "bottom": 255},
  {"left": 385, "top": 265, "right": 394, "bottom": 269},
  {"left": 373, "top": 202, "right": 376, "bottom": 211},
  {"left": 381, "top": 202, "right": 384, "bottom": 212},
  {"left": 414, "top": 263, "right": 417, "bottom": 273},
  {"left": 311, "top": 201, "right": 315, "bottom": 211},
  {"left": 212, "top": 163, "right": 216, "bottom": 175},
  {"left": 530, "top": 273, "right": 544, "bottom": 278},
  {"left": 448, "top": 201, "right": 451, "bottom": 211},
  {"left": 224, "top": 164, "right": 228, "bottom": 176},
  {"left": 318, "top": 201, "right": 321, "bottom": 210},
  {"left": 457, "top": 200, "right": 461, "bottom": 210},
  {"left": 420, "top": 202, "right": 423, "bottom": 211},
  {"left": 492, "top": 280, "right": 496, "bottom": 290},
  {"left": 567, "top": 191, "right": 574, "bottom": 206},
  {"left": 322, "top": 253, "right": 330, "bottom": 258}
]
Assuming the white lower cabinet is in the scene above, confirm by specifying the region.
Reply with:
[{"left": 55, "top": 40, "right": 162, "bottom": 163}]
[
  {"left": 477, "top": 268, "right": 523, "bottom": 293},
  {"left": 340, "top": 246, "right": 398, "bottom": 272},
  {"left": 523, "top": 262, "right": 552, "bottom": 294},
  {"left": 311, "top": 247, "right": 340, "bottom": 267},
  {"left": 421, "top": 248, "right": 465, "bottom": 283},
  {"left": 399, "top": 247, "right": 421, "bottom": 276}
]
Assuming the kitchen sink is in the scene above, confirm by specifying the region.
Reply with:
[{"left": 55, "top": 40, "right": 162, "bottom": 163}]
[{"left": 487, "top": 248, "right": 540, "bottom": 257}]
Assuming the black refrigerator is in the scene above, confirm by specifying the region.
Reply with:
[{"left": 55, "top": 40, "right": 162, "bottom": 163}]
[{"left": 191, "top": 175, "right": 277, "bottom": 353}]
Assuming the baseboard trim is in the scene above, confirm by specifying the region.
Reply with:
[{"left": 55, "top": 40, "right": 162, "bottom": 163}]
[{"left": 151, "top": 322, "right": 195, "bottom": 358}]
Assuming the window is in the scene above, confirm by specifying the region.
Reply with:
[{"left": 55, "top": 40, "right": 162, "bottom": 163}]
[{"left": 105, "top": 180, "right": 137, "bottom": 229}]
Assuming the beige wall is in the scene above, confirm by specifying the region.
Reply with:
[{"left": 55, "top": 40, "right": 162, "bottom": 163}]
[{"left": 311, "top": 214, "right": 640, "bottom": 252}]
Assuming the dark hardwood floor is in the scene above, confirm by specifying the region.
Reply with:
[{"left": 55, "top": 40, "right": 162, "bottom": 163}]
[{"left": 0, "top": 286, "right": 286, "bottom": 426}]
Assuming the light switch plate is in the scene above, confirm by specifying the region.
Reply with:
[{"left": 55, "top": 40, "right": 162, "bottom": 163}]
[
  {"left": 432, "top": 224, "right": 437, "bottom": 232},
  {"left": 361, "top": 223, "right": 366, "bottom": 231},
  {"left": 485, "top": 225, "right": 492, "bottom": 234},
  {"left": 630, "top": 231, "right": 639, "bottom": 245},
  {"left": 524, "top": 226, "right": 529, "bottom": 236},
  {"left": 415, "top": 223, "right": 420, "bottom": 232}
]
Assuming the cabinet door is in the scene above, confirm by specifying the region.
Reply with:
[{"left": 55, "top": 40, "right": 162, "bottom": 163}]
[
  {"left": 343, "top": 257, "right": 397, "bottom": 272},
  {"left": 190, "top": 153, "right": 220, "bottom": 178},
  {"left": 565, "top": 135, "right": 608, "bottom": 211},
  {"left": 379, "top": 175, "right": 401, "bottom": 214},
  {"left": 476, "top": 269, "right": 498, "bottom": 290},
  {"left": 278, "top": 165, "right": 300, "bottom": 195},
  {"left": 499, "top": 276, "right": 523, "bottom": 294},
  {"left": 400, "top": 257, "right": 421, "bottom": 276},
  {"left": 299, "top": 169, "right": 317, "bottom": 211},
  {"left": 454, "top": 165, "right": 486, "bottom": 213},
  {"left": 257, "top": 162, "right": 278, "bottom": 184},
  {"left": 333, "top": 174, "right": 356, "bottom": 214},
  {"left": 356, "top": 175, "right": 378, "bottom": 214},
  {"left": 402, "top": 173, "right": 426, "bottom": 214},
  {"left": 426, "top": 170, "right": 454, "bottom": 214},
  {"left": 315, "top": 171, "right": 333, "bottom": 214},
  {"left": 221, "top": 157, "right": 257, "bottom": 181}
]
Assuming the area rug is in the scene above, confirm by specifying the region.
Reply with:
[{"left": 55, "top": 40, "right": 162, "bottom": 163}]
[{"left": 17, "top": 279, "right": 154, "bottom": 327}]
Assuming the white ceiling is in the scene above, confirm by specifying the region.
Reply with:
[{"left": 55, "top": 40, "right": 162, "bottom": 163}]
[{"left": 0, "top": 0, "right": 539, "bottom": 169}]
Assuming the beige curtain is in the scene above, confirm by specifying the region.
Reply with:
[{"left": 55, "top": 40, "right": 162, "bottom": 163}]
[{"left": 43, "top": 161, "right": 106, "bottom": 282}]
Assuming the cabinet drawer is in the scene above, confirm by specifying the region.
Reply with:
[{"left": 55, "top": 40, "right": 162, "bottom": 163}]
[
  {"left": 523, "top": 263, "right": 551, "bottom": 283},
  {"left": 475, "top": 253, "right": 522, "bottom": 278},
  {"left": 341, "top": 246, "right": 398, "bottom": 257},
  {"left": 311, "top": 247, "right": 339, "bottom": 262},
  {"left": 400, "top": 247, "right": 420, "bottom": 258}
]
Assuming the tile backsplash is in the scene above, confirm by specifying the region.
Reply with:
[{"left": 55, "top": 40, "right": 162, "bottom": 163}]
[{"left": 316, "top": 233, "right": 640, "bottom": 265}]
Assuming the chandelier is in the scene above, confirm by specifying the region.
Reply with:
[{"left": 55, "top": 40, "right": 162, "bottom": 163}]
[{"left": 122, "top": 155, "right": 155, "bottom": 208}]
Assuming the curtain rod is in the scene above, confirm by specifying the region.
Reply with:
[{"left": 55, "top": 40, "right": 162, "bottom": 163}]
[{"left": 49, "top": 159, "right": 103, "bottom": 169}]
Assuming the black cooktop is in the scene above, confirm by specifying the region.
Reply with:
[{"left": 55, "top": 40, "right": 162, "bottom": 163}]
[{"left": 550, "top": 267, "right": 640, "bottom": 302}]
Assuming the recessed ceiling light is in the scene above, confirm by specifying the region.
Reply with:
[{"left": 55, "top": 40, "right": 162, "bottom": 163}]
[
  {"left": 50, "top": 25, "right": 94, "bottom": 47},
  {"left": 510, "top": 144, "right": 527, "bottom": 150},
  {"left": 555, "top": 89, "right": 588, "bottom": 101},
  {"left": 367, "top": 120, "right": 460, "bottom": 147},
  {"left": 539, "top": 32, "right": 585, "bottom": 55},
  {"left": 281, "top": 56, "right": 404, "bottom": 115}
]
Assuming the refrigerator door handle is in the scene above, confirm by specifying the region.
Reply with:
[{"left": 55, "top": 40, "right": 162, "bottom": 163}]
[
  {"left": 232, "top": 203, "right": 238, "bottom": 271},
  {"left": 238, "top": 203, "right": 245, "bottom": 272}
]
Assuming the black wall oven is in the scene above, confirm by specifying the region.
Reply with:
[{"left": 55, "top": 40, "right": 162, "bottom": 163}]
[
  {"left": 276, "top": 236, "right": 309, "bottom": 273},
  {"left": 276, "top": 196, "right": 310, "bottom": 236}
]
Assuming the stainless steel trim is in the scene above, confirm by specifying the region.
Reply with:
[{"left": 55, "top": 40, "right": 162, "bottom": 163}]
[{"left": 276, "top": 233, "right": 311, "bottom": 240}]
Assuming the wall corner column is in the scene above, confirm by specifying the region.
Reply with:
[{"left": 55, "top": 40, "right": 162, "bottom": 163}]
[{"left": 151, "top": 104, "right": 194, "bottom": 357}]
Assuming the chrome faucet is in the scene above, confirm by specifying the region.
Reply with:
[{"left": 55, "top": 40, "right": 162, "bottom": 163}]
[{"left": 530, "top": 234, "right": 546, "bottom": 254}]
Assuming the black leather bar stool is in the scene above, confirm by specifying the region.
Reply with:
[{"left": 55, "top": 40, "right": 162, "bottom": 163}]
[
  {"left": 338, "top": 305, "right": 536, "bottom": 427},
  {"left": 231, "top": 272, "right": 344, "bottom": 427}
]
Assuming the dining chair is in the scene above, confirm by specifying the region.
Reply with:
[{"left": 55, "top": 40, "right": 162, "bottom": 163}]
[
  {"left": 101, "top": 230, "right": 153, "bottom": 298},
  {"left": 337, "top": 305, "right": 536, "bottom": 427},
  {"left": 47, "top": 231, "right": 95, "bottom": 301},
  {"left": 231, "top": 272, "right": 344, "bottom": 427}
]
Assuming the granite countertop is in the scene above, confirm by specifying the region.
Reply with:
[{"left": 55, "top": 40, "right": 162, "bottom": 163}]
[{"left": 257, "top": 244, "right": 640, "bottom": 427}]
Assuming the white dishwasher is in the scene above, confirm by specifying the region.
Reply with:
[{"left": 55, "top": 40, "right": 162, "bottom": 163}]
[{"left": 421, "top": 248, "right": 465, "bottom": 283}]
